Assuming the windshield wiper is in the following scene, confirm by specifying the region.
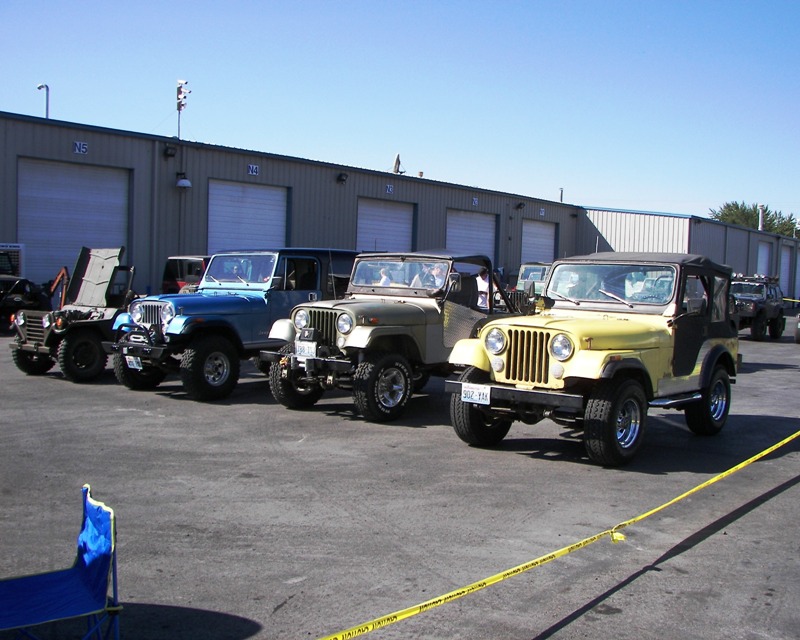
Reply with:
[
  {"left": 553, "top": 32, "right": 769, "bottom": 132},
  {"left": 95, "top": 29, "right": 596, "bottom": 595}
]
[
  {"left": 546, "top": 289, "right": 580, "bottom": 305},
  {"left": 598, "top": 289, "right": 633, "bottom": 307}
]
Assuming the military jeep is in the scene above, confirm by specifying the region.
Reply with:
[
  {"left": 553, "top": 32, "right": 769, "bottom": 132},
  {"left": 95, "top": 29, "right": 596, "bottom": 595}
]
[
  {"left": 261, "top": 251, "right": 516, "bottom": 422},
  {"left": 730, "top": 274, "right": 785, "bottom": 340},
  {"left": 445, "top": 252, "right": 739, "bottom": 466},
  {"left": 10, "top": 247, "right": 135, "bottom": 382},
  {"left": 103, "top": 248, "right": 356, "bottom": 401}
]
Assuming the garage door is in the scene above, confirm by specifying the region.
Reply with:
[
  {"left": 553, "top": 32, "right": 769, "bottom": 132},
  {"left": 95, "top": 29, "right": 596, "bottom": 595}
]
[
  {"left": 446, "top": 210, "right": 496, "bottom": 261},
  {"left": 356, "top": 199, "right": 414, "bottom": 252},
  {"left": 18, "top": 159, "right": 129, "bottom": 283},
  {"left": 779, "top": 245, "right": 791, "bottom": 296},
  {"left": 521, "top": 220, "right": 556, "bottom": 263},
  {"left": 208, "top": 180, "right": 288, "bottom": 254}
]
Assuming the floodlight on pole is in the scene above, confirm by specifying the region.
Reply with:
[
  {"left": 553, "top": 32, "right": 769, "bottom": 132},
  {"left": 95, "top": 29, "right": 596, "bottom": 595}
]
[
  {"left": 176, "top": 79, "right": 190, "bottom": 139},
  {"left": 37, "top": 83, "right": 50, "bottom": 119}
]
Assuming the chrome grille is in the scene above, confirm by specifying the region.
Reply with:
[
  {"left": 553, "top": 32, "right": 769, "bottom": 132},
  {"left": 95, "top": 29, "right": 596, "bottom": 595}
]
[
  {"left": 138, "top": 302, "right": 166, "bottom": 327},
  {"left": 21, "top": 311, "right": 48, "bottom": 342},
  {"left": 307, "top": 309, "right": 339, "bottom": 346},
  {"left": 501, "top": 328, "right": 550, "bottom": 385}
]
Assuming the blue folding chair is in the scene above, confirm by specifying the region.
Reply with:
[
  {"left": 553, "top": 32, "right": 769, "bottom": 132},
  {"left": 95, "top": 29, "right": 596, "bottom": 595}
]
[{"left": 0, "top": 485, "right": 120, "bottom": 640}]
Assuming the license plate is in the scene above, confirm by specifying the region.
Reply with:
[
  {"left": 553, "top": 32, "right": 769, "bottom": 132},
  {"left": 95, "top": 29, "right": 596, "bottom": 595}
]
[
  {"left": 461, "top": 382, "right": 490, "bottom": 405},
  {"left": 125, "top": 355, "right": 143, "bottom": 370},
  {"left": 294, "top": 340, "right": 317, "bottom": 358}
]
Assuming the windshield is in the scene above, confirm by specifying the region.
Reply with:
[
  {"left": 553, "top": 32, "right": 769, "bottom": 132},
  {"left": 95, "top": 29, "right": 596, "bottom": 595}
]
[
  {"left": 520, "top": 265, "right": 548, "bottom": 282},
  {"left": 730, "top": 282, "right": 765, "bottom": 297},
  {"left": 204, "top": 254, "right": 277, "bottom": 284},
  {"left": 546, "top": 263, "right": 676, "bottom": 305},
  {"left": 351, "top": 258, "right": 450, "bottom": 291}
]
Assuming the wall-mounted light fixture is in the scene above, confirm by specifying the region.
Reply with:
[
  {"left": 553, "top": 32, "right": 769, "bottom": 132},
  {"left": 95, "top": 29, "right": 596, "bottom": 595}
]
[
  {"left": 515, "top": 202, "right": 526, "bottom": 210},
  {"left": 176, "top": 172, "right": 192, "bottom": 189},
  {"left": 163, "top": 144, "right": 177, "bottom": 158},
  {"left": 336, "top": 172, "right": 348, "bottom": 184}
]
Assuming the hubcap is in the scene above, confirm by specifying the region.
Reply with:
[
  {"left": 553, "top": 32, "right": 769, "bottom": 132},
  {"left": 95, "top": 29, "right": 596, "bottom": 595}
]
[
  {"left": 204, "top": 352, "right": 230, "bottom": 386},
  {"left": 616, "top": 398, "right": 642, "bottom": 449},
  {"left": 377, "top": 366, "right": 407, "bottom": 408},
  {"left": 709, "top": 380, "right": 728, "bottom": 421}
]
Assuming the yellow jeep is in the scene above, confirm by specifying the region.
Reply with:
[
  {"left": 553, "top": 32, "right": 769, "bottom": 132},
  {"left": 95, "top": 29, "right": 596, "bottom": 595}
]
[{"left": 445, "top": 252, "right": 739, "bottom": 466}]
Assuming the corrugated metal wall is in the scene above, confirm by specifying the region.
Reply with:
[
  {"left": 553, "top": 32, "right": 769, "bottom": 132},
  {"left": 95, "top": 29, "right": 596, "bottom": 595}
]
[{"left": 579, "top": 209, "right": 689, "bottom": 254}]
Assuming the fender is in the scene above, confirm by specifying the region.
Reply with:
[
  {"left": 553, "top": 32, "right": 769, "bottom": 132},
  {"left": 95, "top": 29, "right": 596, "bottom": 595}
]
[
  {"left": 112, "top": 312, "right": 133, "bottom": 331},
  {"left": 343, "top": 325, "right": 419, "bottom": 350},
  {"left": 700, "top": 344, "right": 737, "bottom": 386},
  {"left": 268, "top": 318, "right": 296, "bottom": 343},
  {"left": 599, "top": 358, "right": 654, "bottom": 396},
  {"left": 448, "top": 338, "right": 491, "bottom": 371}
]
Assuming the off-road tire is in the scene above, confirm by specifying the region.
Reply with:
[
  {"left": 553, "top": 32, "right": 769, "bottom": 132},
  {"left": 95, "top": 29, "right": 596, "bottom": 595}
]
[
  {"left": 684, "top": 366, "right": 730, "bottom": 436},
  {"left": 179, "top": 335, "right": 240, "bottom": 401},
  {"left": 268, "top": 344, "right": 324, "bottom": 409},
  {"left": 750, "top": 314, "right": 767, "bottom": 341},
  {"left": 450, "top": 366, "right": 512, "bottom": 446},
  {"left": 251, "top": 355, "right": 272, "bottom": 376},
  {"left": 11, "top": 345, "right": 55, "bottom": 375},
  {"left": 412, "top": 371, "right": 431, "bottom": 394},
  {"left": 353, "top": 352, "right": 412, "bottom": 422},
  {"left": 768, "top": 314, "right": 785, "bottom": 340},
  {"left": 112, "top": 353, "right": 167, "bottom": 390},
  {"left": 584, "top": 378, "right": 647, "bottom": 466},
  {"left": 57, "top": 330, "right": 107, "bottom": 382}
]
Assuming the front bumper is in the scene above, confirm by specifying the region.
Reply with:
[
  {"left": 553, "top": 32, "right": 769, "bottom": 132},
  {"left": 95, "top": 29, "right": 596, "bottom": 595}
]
[
  {"left": 102, "top": 324, "right": 170, "bottom": 361},
  {"left": 444, "top": 379, "right": 584, "bottom": 411},
  {"left": 260, "top": 349, "right": 354, "bottom": 375}
]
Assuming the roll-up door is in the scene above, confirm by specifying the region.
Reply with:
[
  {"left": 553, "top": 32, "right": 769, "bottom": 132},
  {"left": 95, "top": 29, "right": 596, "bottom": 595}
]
[
  {"left": 757, "top": 241, "right": 772, "bottom": 275},
  {"left": 17, "top": 159, "right": 128, "bottom": 283},
  {"left": 521, "top": 219, "right": 556, "bottom": 263},
  {"left": 356, "top": 199, "right": 414, "bottom": 252},
  {"left": 208, "top": 180, "right": 287, "bottom": 254},
  {"left": 780, "top": 245, "right": 791, "bottom": 295},
  {"left": 446, "top": 210, "right": 496, "bottom": 261}
]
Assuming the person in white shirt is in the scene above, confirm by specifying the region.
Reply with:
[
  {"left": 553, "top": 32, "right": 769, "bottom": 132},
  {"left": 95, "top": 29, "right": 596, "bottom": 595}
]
[{"left": 476, "top": 267, "right": 490, "bottom": 308}]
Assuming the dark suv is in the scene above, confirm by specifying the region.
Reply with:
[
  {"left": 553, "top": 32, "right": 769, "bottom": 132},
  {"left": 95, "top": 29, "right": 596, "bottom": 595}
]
[{"left": 730, "top": 275, "right": 785, "bottom": 340}]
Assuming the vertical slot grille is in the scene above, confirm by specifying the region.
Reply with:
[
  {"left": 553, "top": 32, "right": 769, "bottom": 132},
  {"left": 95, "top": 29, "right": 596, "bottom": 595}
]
[
  {"left": 139, "top": 303, "right": 164, "bottom": 327},
  {"left": 503, "top": 328, "right": 550, "bottom": 385},
  {"left": 308, "top": 309, "right": 339, "bottom": 346}
]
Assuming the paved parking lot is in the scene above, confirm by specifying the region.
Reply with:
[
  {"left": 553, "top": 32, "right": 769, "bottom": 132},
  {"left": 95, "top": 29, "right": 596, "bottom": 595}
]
[{"left": 1, "top": 323, "right": 799, "bottom": 640}]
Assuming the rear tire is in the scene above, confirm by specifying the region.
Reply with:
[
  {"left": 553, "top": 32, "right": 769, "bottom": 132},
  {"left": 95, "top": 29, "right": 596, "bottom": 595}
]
[
  {"left": 269, "top": 344, "right": 324, "bottom": 409},
  {"left": 685, "top": 367, "right": 730, "bottom": 436},
  {"left": 180, "top": 335, "right": 240, "bottom": 401},
  {"left": 112, "top": 353, "right": 167, "bottom": 390},
  {"left": 450, "top": 366, "right": 512, "bottom": 446},
  {"left": 11, "top": 345, "right": 55, "bottom": 375},
  {"left": 57, "top": 330, "right": 107, "bottom": 382},
  {"left": 353, "top": 352, "right": 412, "bottom": 422},
  {"left": 584, "top": 379, "right": 647, "bottom": 466}
]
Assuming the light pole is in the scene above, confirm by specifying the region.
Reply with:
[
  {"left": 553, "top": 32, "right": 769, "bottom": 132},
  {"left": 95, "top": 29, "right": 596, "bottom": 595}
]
[
  {"left": 176, "top": 79, "right": 190, "bottom": 139},
  {"left": 37, "top": 83, "right": 49, "bottom": 119}
]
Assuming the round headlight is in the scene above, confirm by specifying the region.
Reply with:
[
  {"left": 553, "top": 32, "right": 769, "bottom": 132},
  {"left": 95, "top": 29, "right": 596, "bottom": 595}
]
[
  {"left": 485, "top": 328, "right": 506, "bottom": 355},
  {"left": 129, "top": 300, "right": 143, "bottom": 324},
  {"left": 42, "top": 313, "right": 52, "bottom": 329},
  {"left": 15, "top": 311, "right": 25, "bottom": 326},
  {"left": 337, "top": 313, "right": 353, "bottom": 334},
  {"left": 294, "top": 309, "right": 309, "bottom": 330},
  {"left": 550, "top": 333, "right": 574, "bottom": 361},
  {"left": 160, "top": 303, "right": 176, "bottom": 325}
]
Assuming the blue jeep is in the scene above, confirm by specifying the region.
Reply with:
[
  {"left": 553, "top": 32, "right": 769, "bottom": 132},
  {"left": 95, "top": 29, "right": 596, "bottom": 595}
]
[{"left": 103, "top": 248, "right": 356, "bottom": 401}]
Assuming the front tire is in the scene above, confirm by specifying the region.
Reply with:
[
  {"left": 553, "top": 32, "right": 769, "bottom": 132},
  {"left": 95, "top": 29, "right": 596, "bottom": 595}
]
[
  {"left": 584, "top": 379, "right": 647, "bottom": 466},
  {"left": 750, "top": 315, "right": 766, "bottom": 341},
  {"left": 112, "top": 353, "right": 167, "bottom": 390},
  {"left": 180, "top": 335, "right": 240, "bottom": 401},
  {"left": 450, "top": 366, "right": 512, "bottom": 446},
  {"left": 11, "top": 345, "right": 55, "bottom": 375},
  {"left": 57, "top": 330, "right": 107, "bottom": 382},
  {"left": 685, "top": 367, "right": 730, "bottom": 436},
  {"left": 269, "top": 344, "right": 324, "bottom": 409},
  {"left": 353, "top": 352, "right": 412, "bottom": 422},
  {"left": 768, "top": 314, "right": 785, "bottom": 339}
]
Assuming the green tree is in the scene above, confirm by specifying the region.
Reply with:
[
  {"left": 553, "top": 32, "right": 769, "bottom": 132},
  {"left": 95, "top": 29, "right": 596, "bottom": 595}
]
[{"left": 709, "top": 201, "right": 798, "bottom": 237}]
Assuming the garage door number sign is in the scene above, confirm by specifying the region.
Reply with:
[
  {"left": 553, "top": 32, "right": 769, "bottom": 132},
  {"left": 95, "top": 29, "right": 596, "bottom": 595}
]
[{"left": 73, "top": 141, "right": 88, "bottom": 155}]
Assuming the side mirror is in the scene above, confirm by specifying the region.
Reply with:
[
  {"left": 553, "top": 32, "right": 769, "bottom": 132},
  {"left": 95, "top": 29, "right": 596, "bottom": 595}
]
[
  {"left": 270, "top": 276, "right": 284, "bottom": 291},
  {"left": 447, "top": 272, "right": 462, "bottom": 292}
]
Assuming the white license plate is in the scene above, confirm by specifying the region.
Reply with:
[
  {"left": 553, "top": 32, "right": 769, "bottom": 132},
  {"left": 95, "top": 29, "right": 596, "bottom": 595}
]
[
  {"left": 125, "top": 355, "right": 143, "bottom": 370},
  {"left": 461, "top": 382, "right": 490, "bottom": 405},
  {"left": 294, "top": 340, "right": 317, "bottom": 358}
]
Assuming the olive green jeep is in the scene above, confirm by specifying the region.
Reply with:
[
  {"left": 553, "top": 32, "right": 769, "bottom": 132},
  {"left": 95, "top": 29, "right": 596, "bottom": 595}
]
[{"left": 445, "top": 252, "right": 740, "bottom": 466}]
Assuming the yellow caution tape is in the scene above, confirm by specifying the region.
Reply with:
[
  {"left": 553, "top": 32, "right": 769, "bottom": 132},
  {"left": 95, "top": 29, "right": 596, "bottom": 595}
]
[
  {"left": 318, "top": 428, "right": 800, "bottom": 640},
  {"left": 783, "top": 298, "right": 800, "bottom": 303}
]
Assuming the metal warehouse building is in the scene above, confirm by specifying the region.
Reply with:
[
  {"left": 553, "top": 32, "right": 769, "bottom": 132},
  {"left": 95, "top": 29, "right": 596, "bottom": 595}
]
[{"left": 2, "top": 111, "right": 798, "bottom": 299}]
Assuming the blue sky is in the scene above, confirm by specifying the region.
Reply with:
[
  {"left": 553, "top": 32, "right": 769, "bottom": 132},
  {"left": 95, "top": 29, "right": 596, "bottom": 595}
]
[{"left": 3, "top": 1, "right": 798, "bottom": 216}]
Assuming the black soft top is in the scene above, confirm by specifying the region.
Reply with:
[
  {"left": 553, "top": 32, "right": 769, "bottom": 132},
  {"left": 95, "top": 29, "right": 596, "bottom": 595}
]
[{"left": 557, "top": 252, "right": 732, "bottom": 276}]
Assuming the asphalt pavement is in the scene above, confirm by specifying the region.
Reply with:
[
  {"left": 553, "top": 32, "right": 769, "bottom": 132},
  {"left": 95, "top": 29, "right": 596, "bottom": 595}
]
[{"left": 1, "top": 322, "right": 799, "bottom": 640}]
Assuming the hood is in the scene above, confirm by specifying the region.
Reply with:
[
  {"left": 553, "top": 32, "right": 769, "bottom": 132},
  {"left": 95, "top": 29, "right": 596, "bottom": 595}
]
[
  {"left": 67, "top": 247, "right": 124, "bottom": 307},
  {"left": 492, "top": 312, "right": 669, "bottom": 350},
  {"left": 298, "top": 296, "right": 434, "bottom": 325},
  {"left": 149, "top": 289, "right": 268, "bottom": 315}
]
